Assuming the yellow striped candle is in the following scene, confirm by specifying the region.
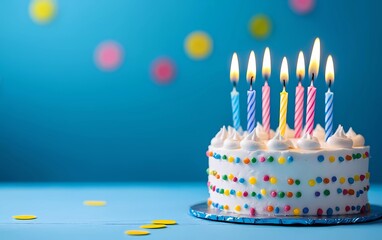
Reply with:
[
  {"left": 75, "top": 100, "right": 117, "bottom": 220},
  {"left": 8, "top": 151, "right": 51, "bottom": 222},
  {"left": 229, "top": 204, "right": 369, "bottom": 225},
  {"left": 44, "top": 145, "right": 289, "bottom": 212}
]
[{"left": 279, "top": 57, "right": 289, "bottom": 137}]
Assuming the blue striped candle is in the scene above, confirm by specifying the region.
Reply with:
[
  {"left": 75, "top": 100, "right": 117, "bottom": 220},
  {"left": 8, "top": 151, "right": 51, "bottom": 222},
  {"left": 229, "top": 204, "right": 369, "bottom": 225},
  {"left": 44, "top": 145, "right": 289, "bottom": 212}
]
[
  {"left": 231, "top": 88, "right": 241, "bottom": 131},
  {"left": 247, "top": 90, "right": 256, "bottom": 133},
  {"left": 325, "top": 90, "right": 334, "bottom": 141},
  {"left": 325, "top": 55, "right": 335, "bottom": 141}
]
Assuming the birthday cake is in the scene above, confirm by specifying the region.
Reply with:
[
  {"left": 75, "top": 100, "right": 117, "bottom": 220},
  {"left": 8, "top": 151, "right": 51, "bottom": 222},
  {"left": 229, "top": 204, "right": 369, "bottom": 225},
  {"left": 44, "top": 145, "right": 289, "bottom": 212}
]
[
  {"left": 206, "top": 39, "right": 370, "bottom": 216},
  {"left": 207, "top": 124, "right": 370, "bottom": 216}
]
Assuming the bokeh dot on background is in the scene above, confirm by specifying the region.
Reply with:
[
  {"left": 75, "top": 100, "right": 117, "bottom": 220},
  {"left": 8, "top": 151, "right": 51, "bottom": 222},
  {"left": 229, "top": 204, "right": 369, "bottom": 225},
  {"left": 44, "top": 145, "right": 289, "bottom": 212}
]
[
  {"left": 249, "top": 14, "right": 272, "bottom": 39},
  {"left": 289, "top": 0, "right": 315, "bottom": 14},
  {"left": 94, "top": 41, "right": 124, "bottom": 71},
  {"left": 29, "top": 0, "right": 57, "bottom": 24},
  {"left": 151, "top": 57, "right": 176, "bottom": 84},
  {"left": 184, "top": 31, "right": 212, "bottom": 60}
]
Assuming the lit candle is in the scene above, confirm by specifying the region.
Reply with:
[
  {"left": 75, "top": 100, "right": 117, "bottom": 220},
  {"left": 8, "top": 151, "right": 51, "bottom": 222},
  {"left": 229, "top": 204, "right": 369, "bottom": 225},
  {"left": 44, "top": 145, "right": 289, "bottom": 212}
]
[
  {"left": 279, "top": 57, "right": 289, "bottom": 137},
  {"left": 294, "top": 51, "right": 305, "bottom": 138},
  {"left": 262, "top": 47, "right": 271, "bottom": 138},
  {"left": 325, "top": 55, "right": 335, "bottom": 141},
  {"left": 246, "top": 51, "right": 256, "bottom": 133},
  {"left": 306, "top": 38, "right": 320, "bottom": 135},
  {"left": 230, "top": 53, "right": 241, "bottom": 130}
]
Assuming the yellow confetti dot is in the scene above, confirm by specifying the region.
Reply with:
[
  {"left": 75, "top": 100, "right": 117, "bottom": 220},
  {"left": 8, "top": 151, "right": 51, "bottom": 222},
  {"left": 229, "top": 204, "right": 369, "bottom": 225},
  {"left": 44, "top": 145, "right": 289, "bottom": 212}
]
[
  {"left": 212, "top": 170, "right": 217, "bottom": 176},
  {"left": 260, "top": 188, "right": 267, "bottom": 196},
  {"left": 293, "top": 208, "right": 300, "bottom": 215},
  {"left": 339, "top": 177, "right": 346, "bottom": 184},
  {"left": 249, "top": 176, "right": 257, "bottom": 185},
  {"left": 270, "top": 177, "right": 277, "bottom": 184},
  {"left": 224, "top": 189, "right": 230, "bottom": 196},
  {"left": 125, "top": 230, "right": 150, "bottom": 236},
  {"left": 234, "top": 205, "right": 241, "bottom": 212},
  {"left": 308, "top": 179, "right": 316, "bottom": 186},
  {"left": 184, "top": 31, "right": 212, "bottom": 59},
  {"left": 278, "top": 157, "right": 286, "bottom": 164},
  {"left": 83, "top": 200, "right": 107, "bottom": 206},
  {"left": 12, "top": 215, "right": 37, "bottom": 220},
  {"left": 329, "top": 156, "right": 335, "bottom": 162},
  {"left": 207, "top": 199, "right": 212, "bottom": 206},
  {"left": 354, "top": 175, "right": 360, "bottom": 181},
  {"left": 249, "top": 14, "right": 272, "bottom": 39},
  {"left": 151, "top": 219, "right": 177, "bottom": 225},
  {"left": 228, "top": 174, "right": 234, "bottom": 180},
  {"left": 140, "top": 224, "right": 166, "bottom": 229},
  {"left": 228, "top": 156, "right": 234, "bottom": 162},
  {"left": 224, "top": 205, "right": 229, "bottom": 210},
  {"left": 29, "top": 0, "right": 56, "bottom": 24},
  {"left": 236, "top": 191, "right": 243, "bottom": 197},
  {"left": 366, "top": 172, "right": 370, "bottom": 179}
]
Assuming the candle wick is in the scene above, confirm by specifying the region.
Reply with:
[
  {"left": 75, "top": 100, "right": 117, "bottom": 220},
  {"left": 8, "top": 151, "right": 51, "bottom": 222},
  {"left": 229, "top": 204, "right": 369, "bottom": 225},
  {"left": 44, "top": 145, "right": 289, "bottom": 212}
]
[
  {"left": 328, "top": 80, "right": 332, "bottom": 89},
  {"left": 283, "top": 80, "right": 286, "bottom": 89},
  {"left": 233, "top": 81, "right": 237, "bottom": 90},
  {"left": 311, "top": 73, "right": 315, "bottom": 86},
  {"left": 250, "top": 76, "right": 253, "bottom": 90}
]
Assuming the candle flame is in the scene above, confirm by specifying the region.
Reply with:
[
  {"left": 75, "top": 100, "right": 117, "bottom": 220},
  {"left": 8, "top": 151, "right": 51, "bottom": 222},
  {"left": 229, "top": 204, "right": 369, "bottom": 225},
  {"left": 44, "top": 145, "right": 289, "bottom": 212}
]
[
  {"left": 230, "top": 52, "right": 239, "bottom": 83},
  {"left": 280, "top": 57, "right": 289, "bottom": 84},
  {"left": 308, "top": 38, "right": 320, "bottom": 80},
  {"left": 325, "top": 55, "right": 335, "bottom": 85},
  {"left": 296, "top": 51, "right": 305, "bottom": 79},
  {"left": 262, "top": 47, "right": 271, "bottom": 79},
  {"left": 246, "top": 51, "right": 256, "bottom": 83}
]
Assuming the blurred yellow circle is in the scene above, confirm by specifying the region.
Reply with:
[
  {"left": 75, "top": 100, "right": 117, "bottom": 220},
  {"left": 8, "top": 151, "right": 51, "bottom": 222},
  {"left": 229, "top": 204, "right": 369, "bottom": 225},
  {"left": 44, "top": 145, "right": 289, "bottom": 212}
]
[
  {"left": 249, "top": 15, "right": 272, "bottom": 39},
  {"left": 29, "top": 0, "right": 56, "bottom": 24},
  {"left": 184, "top": 31, "right": 212, "bottom": 60}
]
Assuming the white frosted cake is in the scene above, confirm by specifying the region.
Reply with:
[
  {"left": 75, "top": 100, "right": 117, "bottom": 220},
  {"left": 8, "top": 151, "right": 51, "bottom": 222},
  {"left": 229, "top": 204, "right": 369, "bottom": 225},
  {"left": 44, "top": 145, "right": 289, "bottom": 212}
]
[{"left": 207, "top": 124, "right": 370, "bottom": 216}]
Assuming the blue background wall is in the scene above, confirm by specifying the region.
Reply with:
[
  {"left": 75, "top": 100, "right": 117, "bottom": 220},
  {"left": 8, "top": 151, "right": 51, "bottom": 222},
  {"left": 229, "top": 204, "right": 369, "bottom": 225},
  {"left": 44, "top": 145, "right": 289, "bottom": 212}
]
[{"left": 0, "top": 0, "right": 381, "bottom": 182}]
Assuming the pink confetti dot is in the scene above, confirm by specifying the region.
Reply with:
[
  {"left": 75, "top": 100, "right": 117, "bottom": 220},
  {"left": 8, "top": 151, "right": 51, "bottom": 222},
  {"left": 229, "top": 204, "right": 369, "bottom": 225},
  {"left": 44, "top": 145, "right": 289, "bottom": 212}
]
[
  {"left": 151, "top": 57, "right": 175, "bottom": 84},
  {"left": 289, "top": 0, "right": 315, "bottom": 14},
  {"left": 95, "top": 41, "right": 123, "bottom": 71}
]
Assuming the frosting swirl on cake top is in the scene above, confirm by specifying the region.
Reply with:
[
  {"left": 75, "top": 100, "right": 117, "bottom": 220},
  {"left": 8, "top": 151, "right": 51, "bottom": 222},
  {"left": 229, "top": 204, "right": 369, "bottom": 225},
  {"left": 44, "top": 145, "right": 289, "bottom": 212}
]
[
  {"left": 240, "top": 130, "right": 265, "bottom": 151},
  {"left": 210, "top": 126, "right": 228, "bottom": 147},
  {"left": 326, "top": 125, "right": 353, "bottom": 149},
  {"left": 267, "top": 131, "right": 293, "bottom": 150},
  {"left": 297, "top": 132, "right": 321, "bottom": 150},
  {"left": 223, "top": 130, "right": 242, "bottom": 149},
  {"left": 346, "top": 127, "right": 365, "bottom": 147}
]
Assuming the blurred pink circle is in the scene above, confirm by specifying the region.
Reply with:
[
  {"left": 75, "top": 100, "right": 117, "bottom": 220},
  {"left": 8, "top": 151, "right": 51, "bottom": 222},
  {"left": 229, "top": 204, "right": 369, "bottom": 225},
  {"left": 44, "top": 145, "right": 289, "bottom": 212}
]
[
  {"left": 95, "top": 41, "right": 123, "bottom": 71},
  {"left": 151, "top": 58, "right": 175, "bottom": 84},
  {"left": 289, "top": 0, "right": 315, "bottom": 14}
]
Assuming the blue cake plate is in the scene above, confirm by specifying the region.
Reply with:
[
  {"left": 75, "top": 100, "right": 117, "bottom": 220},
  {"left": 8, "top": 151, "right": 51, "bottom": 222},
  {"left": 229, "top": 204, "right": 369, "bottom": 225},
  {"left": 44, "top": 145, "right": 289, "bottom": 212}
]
[{"left": 189, "top": 202, "right": 382, "bottom": 225}]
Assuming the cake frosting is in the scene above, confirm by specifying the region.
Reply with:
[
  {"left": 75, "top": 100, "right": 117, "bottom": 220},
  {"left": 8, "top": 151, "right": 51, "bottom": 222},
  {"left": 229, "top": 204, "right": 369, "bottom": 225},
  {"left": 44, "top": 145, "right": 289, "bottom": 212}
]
[
  {"left": 346, "top": 128, "right": 365, "bottom": 147},
  {"left": 207, "top": 124, "right": 370, "bottom": 216},
  {"left": 297, "top": 132, "right": 321, "bottom": 150},
  {"left": 326, "top": 125, "right": 353, "bottom": 149}
]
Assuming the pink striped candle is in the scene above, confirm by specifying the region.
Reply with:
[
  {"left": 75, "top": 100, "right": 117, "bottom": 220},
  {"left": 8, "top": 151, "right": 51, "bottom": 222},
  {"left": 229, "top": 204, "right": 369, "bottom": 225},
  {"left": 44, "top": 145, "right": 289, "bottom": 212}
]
[
  {"left": 306, "top": 38, "right": 320, "bottom": 135},
  {"left": 294, "top": 51, "right": 305, "bottom": 138},
  {"left": 294, "top": 83, "right": 304, "bottom": 138},
  {"left": 261, "top": 47, "right": 271, "bottom": 138},
  {"left": 262, "top": 82, "right": 270, "bottom": 136},
  {"left": 305, "top": 83, "right": 317, "bottom": 135}
]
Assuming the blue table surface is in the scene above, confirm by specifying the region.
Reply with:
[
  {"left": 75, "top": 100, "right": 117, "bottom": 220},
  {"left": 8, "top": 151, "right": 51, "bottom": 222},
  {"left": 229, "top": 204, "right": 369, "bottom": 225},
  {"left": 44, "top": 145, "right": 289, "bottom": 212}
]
[{"left": 0, "top": 183, "right": 381, "bottom": 240}]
